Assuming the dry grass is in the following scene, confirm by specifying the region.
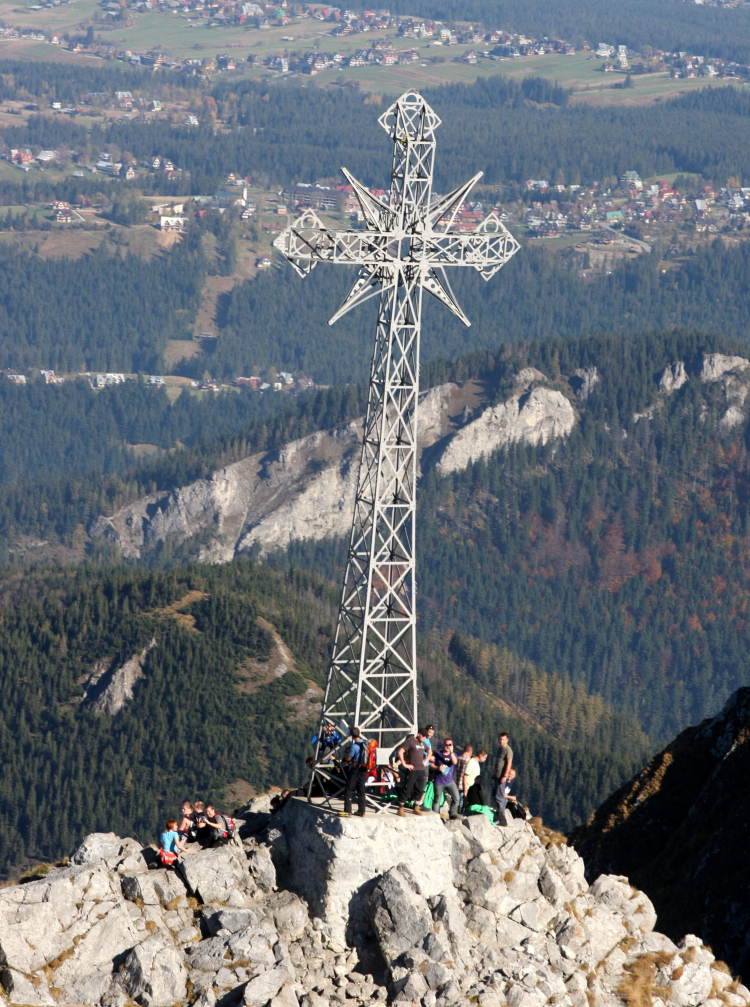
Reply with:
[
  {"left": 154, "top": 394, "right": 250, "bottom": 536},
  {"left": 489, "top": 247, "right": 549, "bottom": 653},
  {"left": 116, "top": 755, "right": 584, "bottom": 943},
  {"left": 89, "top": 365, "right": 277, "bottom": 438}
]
[
  {"left": 43, "top": 934, "right": 83, "bottom": 983},
  {"left": 19, "top": 863, "right": 52, "bottom": 882},
  {"left": 150, "top": 589, "right": 207, "bottom": 632},
  {"left": 713, "top": 961, "right": 732, "bottom": 975},
  {"left": 163, "top": 339, "right": 201, "bottom": 370},
  {"left": 618, "top": 952, "right": 675, "bottom": 1007},
  {"left": 145, "top": 920, "right": 158, "bottom": 932},
  {"left": 529, "top": 816, "right": 569, "bottom": 847}
]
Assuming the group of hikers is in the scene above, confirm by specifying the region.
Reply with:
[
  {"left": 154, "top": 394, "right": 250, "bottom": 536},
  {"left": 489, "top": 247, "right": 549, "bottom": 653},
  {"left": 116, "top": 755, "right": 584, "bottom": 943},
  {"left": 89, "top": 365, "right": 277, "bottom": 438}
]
[
  {"left": 313, "top": 722, "right": 522, "bottom": 824},
  {"left": 159, "top": 801, "right": 236, "bottom": 866},
  {"left": 158, "top": 729, "right": 520, "bottom": 861}
]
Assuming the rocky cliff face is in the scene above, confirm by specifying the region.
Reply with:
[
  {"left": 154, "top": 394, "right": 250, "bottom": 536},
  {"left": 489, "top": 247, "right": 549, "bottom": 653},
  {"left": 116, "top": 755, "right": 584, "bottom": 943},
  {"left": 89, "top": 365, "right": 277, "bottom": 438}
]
[
  {"left": 572, "top": 687, "right": 750, "bottom": 974},
  {"left": 1, "top": 794, "right": 745, "bottom": 1007},
  {"left": 90, "top": 376, "right": 578, "bottom": 564}
]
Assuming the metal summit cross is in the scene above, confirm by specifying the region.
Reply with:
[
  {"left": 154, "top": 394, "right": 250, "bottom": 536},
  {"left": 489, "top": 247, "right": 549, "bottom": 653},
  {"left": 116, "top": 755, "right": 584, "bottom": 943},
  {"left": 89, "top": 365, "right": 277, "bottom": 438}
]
[{"left": 274, "top": 90, "right": 520, "bottom": 811}]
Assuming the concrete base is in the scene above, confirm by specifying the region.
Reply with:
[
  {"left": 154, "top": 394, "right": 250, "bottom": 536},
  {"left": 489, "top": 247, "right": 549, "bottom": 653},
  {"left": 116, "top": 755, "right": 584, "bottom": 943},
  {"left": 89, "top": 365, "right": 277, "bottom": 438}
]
[{"left": 271, "top": 798, "right": 454, "bottom": 946}]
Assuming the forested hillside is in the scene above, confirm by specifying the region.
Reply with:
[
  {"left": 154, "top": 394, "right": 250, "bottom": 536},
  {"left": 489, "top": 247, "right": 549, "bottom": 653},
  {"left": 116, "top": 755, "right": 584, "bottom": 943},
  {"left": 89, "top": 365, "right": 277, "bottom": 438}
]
[
  {"left": 0, "top": 560, "right": 646, "bottom": 878},
  {"left": 7, "top": 78, "right": 750, "bottom": 204},
  {"left": 0, "top": 234, "right": 203, "bottom": 374},
  {"left": 211, "top": 238, "right": 750, "bottom": 383},
  {"left": 385, "top": 0, "right": 750, "bottom": 65},
  {"left": 104, "top": 82, "right": 750, "bottom": 194},
  {"left": 281, "top": 329, "right": 750, "bottom": 746}
]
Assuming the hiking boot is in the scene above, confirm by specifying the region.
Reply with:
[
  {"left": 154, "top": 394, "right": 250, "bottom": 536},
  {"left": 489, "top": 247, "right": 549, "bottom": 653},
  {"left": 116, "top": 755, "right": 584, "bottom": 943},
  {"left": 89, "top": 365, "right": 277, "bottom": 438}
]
[
  {"left": 414, "top": 805, "right": 424, "bottom": 816},
  {"left": 339, "top": 811, "right": 349, "bottom": 817},
  {"left": 358, "top": 811, "right": 366, "bottom": 818},
  {"left": 397, "top": 807, "right": 407, "bottom": 817}
]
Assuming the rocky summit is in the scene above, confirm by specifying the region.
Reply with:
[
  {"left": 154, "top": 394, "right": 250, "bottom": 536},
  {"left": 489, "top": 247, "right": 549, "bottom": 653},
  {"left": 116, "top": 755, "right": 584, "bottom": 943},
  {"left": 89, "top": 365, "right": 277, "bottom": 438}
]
[
  {"left": 0, "top": 796, "right": 746, "bottom": 1007},
  {"left": 572, "top": 687, "right": 750, "bottom": 974}
]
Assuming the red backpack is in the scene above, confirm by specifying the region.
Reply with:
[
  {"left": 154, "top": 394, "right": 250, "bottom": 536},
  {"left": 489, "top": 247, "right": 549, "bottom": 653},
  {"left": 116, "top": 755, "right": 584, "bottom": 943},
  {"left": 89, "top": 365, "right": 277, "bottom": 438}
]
[{"left": 159, "top": 847, "right": 178, "bottom": 868}]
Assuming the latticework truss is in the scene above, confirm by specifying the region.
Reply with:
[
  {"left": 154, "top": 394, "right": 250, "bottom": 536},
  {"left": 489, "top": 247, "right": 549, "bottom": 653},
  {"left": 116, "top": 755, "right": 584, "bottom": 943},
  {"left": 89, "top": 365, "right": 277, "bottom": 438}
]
[{"left": 274, "top": 91, "right": 520, "bottom": 810}]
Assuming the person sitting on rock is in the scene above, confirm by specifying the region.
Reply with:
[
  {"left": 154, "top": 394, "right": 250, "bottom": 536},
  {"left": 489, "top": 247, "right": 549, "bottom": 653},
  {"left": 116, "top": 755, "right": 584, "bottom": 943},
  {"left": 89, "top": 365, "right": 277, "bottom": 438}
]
[
  {"left": 177, "top": 801, "right": 197, "bottom": 843},
  {"left": 160, "top": 819, "right": 197, "bottom": 868},
  {"left": 504, "top": 768, "right": 527, "bottom": 821},
  {"left": 270, "top": 789, "right": 293, "bottom": 814},
  {"left": 198, "top": 804, "right": 230, "bottom": 847},
  {"left": 397, "top": 728, "right": 429, "bottom": 817},
  {"left": 192, "top": 801, "right": 208, "bottom": 843}
]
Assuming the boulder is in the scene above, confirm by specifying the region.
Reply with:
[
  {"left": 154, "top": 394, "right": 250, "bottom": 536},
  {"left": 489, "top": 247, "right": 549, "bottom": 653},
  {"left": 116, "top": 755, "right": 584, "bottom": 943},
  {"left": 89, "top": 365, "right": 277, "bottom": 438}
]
[
  {"left": 267, "top": 890, "right": 309, "bottom": 940},
  {"left": 51, "top": 903, "right": 140, "bottom": 1005},
  {"left": 227, "top": 921, "right": 279, "bottom": 968},
  {"left": 1, "top": 967, "right": 56, "bottom": 1005},
  {"left": 368, "top": 864, "right": 434, "bottom": 966},
  {"left": 122, "top": 933, "right": 188, "bottom": 1007},
  {"left": 204, "top": 906, "right": 266, "bottom": 935},
  {"left": 71, "top": 832, "right": 126, "bottom": 865},
  {"left": 242, "top": 965, "right": 293, "bottom": 1006},
  {"left": 271, "top": 797, "right": 453, "bottom": 944},
  {"left": 248, "top": 844, "right": 277, "bottom": 892},
  {"left": 180, "top": 845, "right": 247, "bottom": 903}
]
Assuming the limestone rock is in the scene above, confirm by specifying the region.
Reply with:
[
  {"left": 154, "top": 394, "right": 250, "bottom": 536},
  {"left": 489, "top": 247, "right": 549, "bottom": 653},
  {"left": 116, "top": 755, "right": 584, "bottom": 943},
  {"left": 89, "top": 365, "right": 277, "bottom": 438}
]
[
  {"left": 659, "top": 361, "right": 688, "bottom": 393},
  {"left": 243, "top": 965, "right": 293, "bottom": 1005},
  {"left": 204, "top": 906, "right": 266, "bottom": 935},
  {"left": 720, "top": 404, "right": 745, "bottom": 431},
  {"left": 700, "top": 353, "right": 750, "bottom": 382},
  {"left": 0, "top": 791, "right": 737, "bottom": 1007},
  {"left": 122, "top": 933, "right": 188, "bottom": 1007},
  {"left": 368, "top": 864, "right": 434, "bottom": 965},
  {"left": 52, "top": 903, "right": 140, "bottom": 1005},
  {"left": 437, "top": 387, "right": 575, "bottom": 476},
  {"left": 515, "top": 367, "right": 549, "bottom": 391},
  {"left": 247, "top": 843, "right": 277, "bottom": 892},
  {"left": 268, "top": 890, "right": 309, "bottom": 940},
  {"left": 71, "top": 831, "right": 126, "bottom": 865},
  {"left": 180, "top": 845, "right": 247, "bottom": 903},
  {"left": 1, "top": 967, "right": 56, "bottom": 1005},
  {"left": 270, "top": 798, "right": 453, "bottom": 944},
  {"left": 83, "top": 639, "right": 156, "bottom": 715},
  {"left": 571, "top": 367, "right": 600, "bottom": 400}
]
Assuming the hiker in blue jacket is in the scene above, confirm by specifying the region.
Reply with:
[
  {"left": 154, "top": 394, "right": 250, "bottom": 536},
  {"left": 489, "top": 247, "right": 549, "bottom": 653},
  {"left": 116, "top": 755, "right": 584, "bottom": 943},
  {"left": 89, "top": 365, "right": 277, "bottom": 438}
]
[{"left": 341, "top": 727, "right": 368, "bottom": 817}]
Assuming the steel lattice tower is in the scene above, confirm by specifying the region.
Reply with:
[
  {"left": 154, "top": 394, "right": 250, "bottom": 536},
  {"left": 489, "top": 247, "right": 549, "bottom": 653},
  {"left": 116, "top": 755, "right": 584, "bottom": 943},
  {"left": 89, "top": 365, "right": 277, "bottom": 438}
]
[{"left": 274, "top": 91, "right": 520, "bottom": 810}]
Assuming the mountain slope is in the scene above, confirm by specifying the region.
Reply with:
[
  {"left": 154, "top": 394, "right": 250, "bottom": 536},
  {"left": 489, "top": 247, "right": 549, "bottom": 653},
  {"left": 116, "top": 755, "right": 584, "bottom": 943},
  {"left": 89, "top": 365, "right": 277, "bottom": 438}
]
[
  {"left": 281, "top": 330, "right": 750, "bottom": 747},
  {"left": 571, "top": 688, "right": 750, "bottom": 974},
  {"left": 0, "top": 558, "right": 648, "bottom": 880}
]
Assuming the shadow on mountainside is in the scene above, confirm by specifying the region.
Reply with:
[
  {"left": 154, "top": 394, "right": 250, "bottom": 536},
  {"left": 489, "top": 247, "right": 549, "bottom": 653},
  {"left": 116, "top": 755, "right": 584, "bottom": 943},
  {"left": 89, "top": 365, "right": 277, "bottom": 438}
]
[{"left": 571, "top": 688, "right": 750, "bottom": 974}]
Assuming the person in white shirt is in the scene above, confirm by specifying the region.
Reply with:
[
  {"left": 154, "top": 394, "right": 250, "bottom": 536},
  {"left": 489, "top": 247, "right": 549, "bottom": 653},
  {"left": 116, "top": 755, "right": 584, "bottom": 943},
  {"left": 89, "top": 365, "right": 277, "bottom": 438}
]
[{"left": 462, "top": 749, "right": 488, "bottom": 807}]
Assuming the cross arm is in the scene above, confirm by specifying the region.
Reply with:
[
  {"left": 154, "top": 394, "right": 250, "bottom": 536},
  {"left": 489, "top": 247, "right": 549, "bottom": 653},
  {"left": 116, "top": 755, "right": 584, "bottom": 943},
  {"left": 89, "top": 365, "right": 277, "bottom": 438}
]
[
  {"left": 424, "top": 213, "right": 521, "bottom": 281},
  {"left": 273, "top": 209, "right": 389, "bottom": 277}
]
